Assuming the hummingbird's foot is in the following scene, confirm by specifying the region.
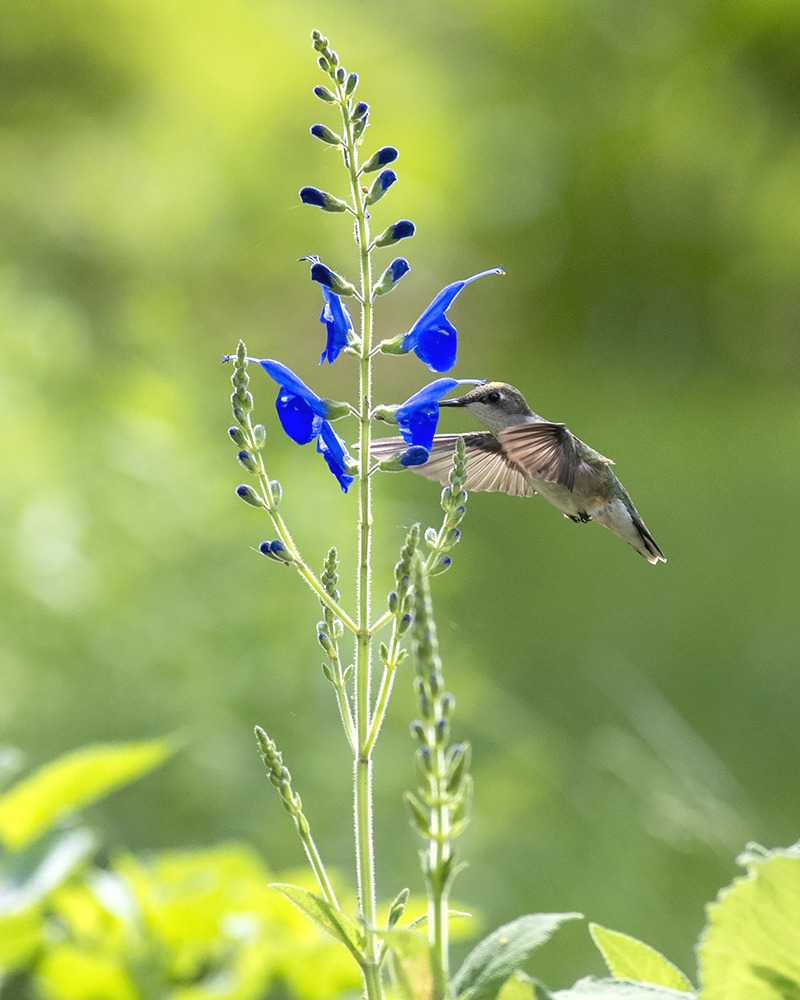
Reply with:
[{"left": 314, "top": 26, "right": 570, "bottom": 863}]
[{"left": 566, "top": 511, "right": 592, "bottom": 524}]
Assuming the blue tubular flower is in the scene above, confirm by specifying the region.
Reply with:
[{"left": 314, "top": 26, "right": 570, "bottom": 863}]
[
  {"left": 250, "top": 358, "right": 354, "bottom": 492},
  {"left": 401, "top": 268, "right": 504, "bottom": 373},
  {"left": 395, "top": 378, "right": 485, "bottom": 451},
  {"left": 317, "top": 421, "right": 354, "bottom": 492},
  {"left": 319, "top": 287, "right": 354, "bottom": 365}
]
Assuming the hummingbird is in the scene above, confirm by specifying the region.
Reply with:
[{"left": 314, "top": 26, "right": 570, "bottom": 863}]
[{"left": 373, "top": 381, "right": 666, "bottom": 564}]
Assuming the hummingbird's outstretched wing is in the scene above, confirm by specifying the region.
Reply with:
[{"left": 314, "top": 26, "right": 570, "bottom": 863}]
[
  {"left": 371, "top": 434, "right": 536, "bottom": 497},
  {"left": 497, "top": 422, "right": 613, "bottom": 493}
]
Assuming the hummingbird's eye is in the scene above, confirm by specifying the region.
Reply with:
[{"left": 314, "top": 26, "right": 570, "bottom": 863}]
[{"left": 486, "top": 390, "right": 501, "bottom": 404}]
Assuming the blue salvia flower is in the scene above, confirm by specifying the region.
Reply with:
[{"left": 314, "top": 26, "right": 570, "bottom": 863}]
[
  {"left": 374, "top": 257, "right": 410, "bottom": 297},
  {"left": 401, "top": 268, "right": 504, "bottom": 373},
  {"left": 249, "top": 358, "right": 354, "bottom": 492},
  {"left": 395, "top": 378, "right": 484, "bottom": 452},
  {"left": 319, "top": 287, "right": 354, "bottom": 365},
  {"left": 374, "top": 220, "right": 415, "bottom": 248}
]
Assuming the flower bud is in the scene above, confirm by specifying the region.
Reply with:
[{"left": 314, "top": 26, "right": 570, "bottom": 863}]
[
  {"left": 300, "top": 186, "right": 349, "bottom": 213},
  {"left": 259, "top": 539, "right": 293, "bottom": 563},
  {"left": 351, "top": 101, "right": 369, "bottom": 121},
  {"left": 387, "top": 591, "right": 398, "bottom": 613},
  {"left": 252, "top": 424, "right": 267, "bottom": 450},
  {"left": 236, "top": 484, "right": 264, "bottom": 508},
  {"left": 237, "top": 449, "right": 258, "bottom": 473},
  {"left": 345, "top": 72, "right": 358, "bottom": 96},
  {"left": 397, "top": 612, "right": 412, "bottom": 636},
  {"left": 321, "top": 398, "right": 351, "bottom": 421},
  {"left": 365, "top": 169, "right": 397, "bottom": 207},
  {"left": 313, "top": 85, "right": 336, "bottom": 102},
  {"left": 270, "top": 479, "right": 282, "bottom": 507},
  {"left": 352, "top": 115, "right": 369, "bottom": 141},
  {"left": 387, "top": 888, "right": 410, "bottom": 929},
  {"left": 310, "top": 261, "right": 357, "bottom": 297},
  {"left": 228, "top": 426, "right": 247, "bottom": 447},
  {"left": 424, "top": 527, "right": 438, "bottom": 548},
  {"left": 430, "top": 555, "right": 452, "bottom": 576},
  {"left": 361, "top": 146, "right": 399, "bottom": 174},
  {"left": 373, "top": 220, "right": 415, "bottom": 248},
  {"left": 310, "top": 123, "right": 342, "bottom": 146},
  {"left": 373, "top": 257, "right": 410, "bottom": 297},
  {"left": 230, "top": 389, "right": 253, "bottom": 415}
]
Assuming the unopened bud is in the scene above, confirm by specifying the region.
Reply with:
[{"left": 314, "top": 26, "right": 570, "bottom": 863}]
[
  {"left": 300, "top": 186, "right": 349, "bottom": 213},
  {"left": 373, "top": 257, "right": 410, "bottom": 297},
  {"left": 373, "top": 220, "right": 415, "bottom": 248},
  {"left": 310, "top": 123, "right": 342, "bottom": 146},
  {"left": 313, "top": 85, "right": 336, "bottom": 102},
  {"left": 361, "top": 146, "right": 399, "bottom": 174},
  {"left": 236, "top": 484, "right": 264, "bottom": 508}
]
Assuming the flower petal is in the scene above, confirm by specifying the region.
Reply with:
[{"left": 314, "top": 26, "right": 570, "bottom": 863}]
[
  {"left": 317, "top": 421, "right": 354, "bottom": 493},
  {"left": 394, "top": 377, "right": 484, "bottom": 449},
  {"left": 319, "top": 288, "right": 353, "bottom": 365},
  {"left": 401, "top": 268, "right": 503, "bottom": 373},
  {"left": 255, "top": 359, "right": 329, "bottom": 417},
  {"left": 276, "top": 389, "right": 324, "bottom": 445}
]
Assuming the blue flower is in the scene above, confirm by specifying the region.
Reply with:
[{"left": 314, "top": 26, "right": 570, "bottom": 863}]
[
  {"left": 401, "top": 268, "right": 504, "bottom": 373},
  {"left": 374, "top": 220, "right": 415, "bottom": 248},
  {"left": 252, "top": 358, "right": 354, "bottom": 492},
  {"left": 394, "top": 377, "right": 484, "bottom": 456},
  {"left": 319, "top": 287, "right": 354, "bottom": 365},
  {"left": 374, "top": 257, "right": 410, "bottom": 297}
]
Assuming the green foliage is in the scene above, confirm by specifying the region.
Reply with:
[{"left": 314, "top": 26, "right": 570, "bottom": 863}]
[
  {"left": 452, "top": 914, "right": 583, "bottom": 1000},
  {"left": 0, "top": 740, "right": 173, "bottom": 851},
  {"left": 698, "top": 844, "right": 800, "bottom": 999},
  {"left": 588, "top": 925, "right": 693, "bottom": 993}
]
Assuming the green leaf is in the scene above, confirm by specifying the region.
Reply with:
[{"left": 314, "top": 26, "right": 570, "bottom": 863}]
[
  {"left": 270, "top": 882, "right": 365, "bottom": 965},
  {"left": 698, "top": 849, "right": 800, "bottom": 999},
  {"left": 384, "top": 927, "right": 441, "bottom": 1000},
  {"left": 453, "top": 912, "right": 583, "bottom": 1000},
  {"left": 0, "top": 739, "right": 172, "bottom": 851},
  {"left": 589, "top": 924, "right": 694, "bottom": 992},
  {"left": 552, "top": 978, "right": 694, "bottom": 999}
]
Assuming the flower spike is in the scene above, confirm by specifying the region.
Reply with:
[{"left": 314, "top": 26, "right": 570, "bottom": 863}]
[{"left": 401, "top": 268, "right": 504, "bottom": 373}]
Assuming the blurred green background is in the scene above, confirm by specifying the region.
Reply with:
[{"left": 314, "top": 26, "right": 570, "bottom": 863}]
[{"left": 2, "top": 0, "right": 799, "bottom": 986}]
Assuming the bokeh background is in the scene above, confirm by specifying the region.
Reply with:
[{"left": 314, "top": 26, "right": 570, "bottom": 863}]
[{"left": 2, "top": 0, "right": 799, "bottom": 986}]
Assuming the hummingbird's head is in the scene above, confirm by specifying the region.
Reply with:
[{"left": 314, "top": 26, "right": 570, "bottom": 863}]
[{"left": 439, "top": 381, "right": 536, "bottom": 433}]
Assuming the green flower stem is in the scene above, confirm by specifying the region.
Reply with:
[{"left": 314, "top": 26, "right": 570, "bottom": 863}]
[
  {"left": 334, "top": 72, "right": 382, "bottom": 994},
  {"left": 255, "top": 726, "right": 340, "bottom": 910},
  {"left": 364, "top": 624, "right": 403, "bottom": 756}
]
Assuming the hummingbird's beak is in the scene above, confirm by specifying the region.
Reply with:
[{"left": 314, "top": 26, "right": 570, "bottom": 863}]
[{"left": 438, "top": 396, "right": 466, "bottom": 408}]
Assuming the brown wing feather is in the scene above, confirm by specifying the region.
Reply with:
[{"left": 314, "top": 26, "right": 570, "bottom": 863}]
[
  {"left": 497, "top": 422, "right": 579, "bottom": 491},
  {"left": 371, "top": 434, "right": 536, "bottom": 497}
]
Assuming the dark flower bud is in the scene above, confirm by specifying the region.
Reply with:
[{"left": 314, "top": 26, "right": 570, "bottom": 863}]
[
  {"left": 259, "top": 539, "right": 293, "bottom": 563},
  {"left": 397, "top": 612, "right": 412, "bottom": 636},
  {"left": 310, "top": 261, "right": 357, "bottom": 297},
  {"left": 387, "top": 591, "right": 398, "bottom": 613},
  {"left": 365, "top": 169, "right": 397, "bottom": 207},
  {"left": 310, "top": 123, "right": 342, "bottom": 146},
  {"left": 327, "top": 50, "right": 339, "bottom": 68},
  {"left": 313, "top": 85, "right": 336, "bottom": 102},
  {"left": 228, "top": 426, "right": 246, "bottom": 447},
  {"left": 430, "top": 555, "right": 452, "bottom": 576},
  {"left": 237, "top": 449, "right": 258, "bottom": 473},
  {"left": 300, "top": 186, "right": 349, "bottom": 213},
  {"left": 345, "top": 72, "right": 358, "bottom": 96},
  {"left": 236, "top": 484, "right": 264, "bottom": 508},
  {"left": 373, "top": 220, "right": 415, "bottom": 248},
  {"left": 351, "top": 101, "right": 369, "bottom": 121},
  {"left": 335, "top": 66, "right": 345, "bottom": 84},
  {"left": 373, "top": 257, "right": 410, "bottom": 297},
  {"left": 361, "top": 146, "right": 399, "bottom": 174}
]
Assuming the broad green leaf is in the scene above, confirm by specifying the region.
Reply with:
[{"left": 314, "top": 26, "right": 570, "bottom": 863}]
[
  {"left": 0, "top": 739, "right": 172, "bottom": 851},
  {"left": 270, "top": 882, "right": 365, "bottom": 965},
  {"left": 698, "top": 850, "right": 800, "bottom": 999},
  {"left": 553, "top": 977, "right": 695, "bottom": 998},
  {"left": 453, "top": 912, "right": 583, "bottom": 1000},
  {"left": 589, "top": 924, "right": 694, "bottom": 992},
  {"left": 384, "top": 927, "right": 440, "bottom": 1000}
]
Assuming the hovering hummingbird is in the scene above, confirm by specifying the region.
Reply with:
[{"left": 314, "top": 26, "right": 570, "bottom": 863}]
[{"left": 373, "top": 381, "right": 666, "bottom": 564}]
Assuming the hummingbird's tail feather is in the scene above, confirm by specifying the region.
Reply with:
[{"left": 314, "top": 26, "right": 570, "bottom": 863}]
[{"left": 592, "top": 497, "right": 666, "bottom": 564}]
